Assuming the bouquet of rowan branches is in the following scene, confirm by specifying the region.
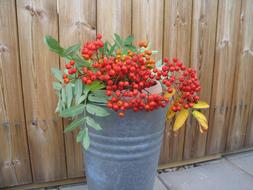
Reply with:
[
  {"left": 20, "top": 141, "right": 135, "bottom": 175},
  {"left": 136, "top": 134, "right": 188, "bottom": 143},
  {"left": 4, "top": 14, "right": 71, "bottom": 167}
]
[{"left": 45, "top": 33, "right": 209, "bottom": 149}]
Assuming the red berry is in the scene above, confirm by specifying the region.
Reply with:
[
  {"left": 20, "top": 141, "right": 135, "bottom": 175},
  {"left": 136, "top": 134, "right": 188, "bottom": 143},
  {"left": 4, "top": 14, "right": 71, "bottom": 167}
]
[
  {"left": 63, "top": 74, "right": 67, "bottom": 79},
  {"left": 184, "top": 104, "right": 189, "bottom": 109},
  {"left": 65, "top": 64, "right": 71, "bottom": 69},
  {"left": 64, "top": 78, "right": 70, "bottom": 84},
  {"left": 97, "top": 33, "right": 102, "bottom": 40},
  {"left": 173, "top": 58, "right": 177, "bottom": 62},
  {"left": 70, "top": 60, "right": 75, "bottom": 65},
  {"left": 72, "top": 68, "right": 77, "bottom": 73},
  {"left": 106, "top": 90, "right": 112, "bottom": 96}
]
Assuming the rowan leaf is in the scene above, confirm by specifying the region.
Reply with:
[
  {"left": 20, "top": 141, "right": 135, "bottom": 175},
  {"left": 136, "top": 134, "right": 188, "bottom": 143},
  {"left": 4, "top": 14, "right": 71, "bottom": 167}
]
[
  {"left": 173, "top": 109, "right": 189, "bottom": 131},
  {"left": 86, "top": 104, "right": 110, "bottom": 117},
  {"left": 66, "top": 83, "right": 73, "bottom": 108},
  {"left": 164, "top": 89, "right": 176, "bottom": 99},
  {"left": 63, "top": 43, "right": 81, "bottom": 56},
  {"left": 124, "top": 35, "right": 134, "bottom": 44},
  {"left": 82, "top": 127, "right": 90, "bottom": 150},
  {"left": 53, "top": 82, "right": 62, "bottom": 91},
  {"left": 192, "top": 110, "right": 208, "bottom": 130},
  {"left": 76, "top": 128, "right": 85, "bottom": 143},
  {"left": 60, "top": 104, "right": 85, "bottom": 118},
  {"left": 74, "top": 79, "right": 82, "bottom": 104},
  {"left": 87, "top": 81, "right": 105, "bottom": 92},
  {"left": 166, "top": 106, "right": 176, "bottom": 120},
  {"left": 51, "top": 68, "right": 63, "bottom": 82},
  {"left": 193, "top": 101, "right": 210, "bottom": 109},
  {"left": 88, "top": 93, "right": 108, "bottom": 104},
  {"left": 64, "top": 116, "right": 86, "bottom": 132},
  {"left": 86, "top": 116, "right": 102, "bottom": 130},
  {"left": 44, "top": 35, "right": 64, "bottom": 55}
]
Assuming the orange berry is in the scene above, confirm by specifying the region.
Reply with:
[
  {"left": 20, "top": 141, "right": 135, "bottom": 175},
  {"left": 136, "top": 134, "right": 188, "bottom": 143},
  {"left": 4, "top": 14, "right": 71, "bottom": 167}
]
[
  {"left": 118, "top": 112, "right": 125, "bottom": 117},
  {"left": 64, "top": 78, "right": 70, "bottom": 84}
]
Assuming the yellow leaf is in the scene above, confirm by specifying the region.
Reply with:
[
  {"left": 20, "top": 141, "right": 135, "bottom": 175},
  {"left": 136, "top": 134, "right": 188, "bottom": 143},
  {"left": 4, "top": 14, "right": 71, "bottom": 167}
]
[
  {"left": 193, "top": 101, "right": 209, "bottom": 109},
  {"left": 166, "top": 106, "right": 176, "bottom": 120},
  {"left": 173, "top": 109, "right": 189, "bottom": 131},
  {"left": 192, "top": 110, "right": 208, "bottom": 130},
  {"left": 199, "top": 126, "right": 204, "bottom": 133},
  {"left": 164, "top": 88, "right": 176, "bottom": 99}
]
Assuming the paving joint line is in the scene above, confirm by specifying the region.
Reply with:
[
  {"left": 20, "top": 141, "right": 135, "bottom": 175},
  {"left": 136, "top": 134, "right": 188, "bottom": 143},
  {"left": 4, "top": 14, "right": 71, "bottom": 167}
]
[
  {"left": 225, "top": 157, "right": 253, "bottom": 178},
  {"left": 157, "top": 175, "right": 171, "bottom": 190}
]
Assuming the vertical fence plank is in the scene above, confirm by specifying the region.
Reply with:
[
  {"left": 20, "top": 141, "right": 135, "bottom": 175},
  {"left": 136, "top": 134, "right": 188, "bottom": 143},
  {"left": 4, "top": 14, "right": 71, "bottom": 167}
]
[
  {"left": 245, "top": 92, "right": 253, "bottom": 147},
  {"left": 227, "top": 0, "right": 253, "bottom": 151},
  {"left": 132, "top": 0, "right": 164, "bottom": 59},
  {"left": 58, "top": 0, "right": 96, "bottom": 178},
  {"left": 16, "top": 0, "right": 67, "bottom": 182},
  {"left": 183, "top": 0, "right": 218, "bottom": 160},
  {"left": 206, "top": 0, "right": 242, "bottom": 155},
  {"left": 0, "top": 0, "right": 32, "bottom": 187},
  {"left": 160, "top": 0, "right": 193, "bottom": 164},
  {"left": 97, "top": 0, "right": 131, "bottom": 41}
]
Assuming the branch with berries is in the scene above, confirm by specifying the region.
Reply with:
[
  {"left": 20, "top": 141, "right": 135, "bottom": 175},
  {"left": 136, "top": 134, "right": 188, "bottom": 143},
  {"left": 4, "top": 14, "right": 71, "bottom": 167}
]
[{"left": 45, "top": 33, "right": 209, "bottom": 150}]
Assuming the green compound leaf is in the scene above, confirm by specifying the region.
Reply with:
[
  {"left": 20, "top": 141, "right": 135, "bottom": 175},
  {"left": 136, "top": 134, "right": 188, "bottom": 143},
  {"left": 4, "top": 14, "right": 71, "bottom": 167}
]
[
  {"left": 60, "top": 104, "right": 85, "bottom": 118},
  {"left": 86, "top": 103, "right": 110, "bottom": 117},
  {"left": 44, "top": 35, "right": 64, "bottom": 55},
  {"left": 51, "top": 68, "right": 63, "bottom": 82},
  {"left": 86, "top": 116, "right": 102, "bottom": 130},
  {"left": 82, "top": 127, "right": 90, "bottom": 150},
  {"left": 124, "top": 35, "right": 134, "bottom": 45},
  {"left": 87, "top": 81, "right": 105, "bottom": 92},
  {"left": 63, "top": 43, "right": 81, "bottom": 57},
  {"left": 88, "top": 93, "right": 109, "bottom": 104},
  {"left": 74, "top": 79, "right": 83, "bottom": 105},
  {"left": 53, "top": 82, "right": 62, "bottom": 91},
  {"left": 64, "top": 116, "right": 86, "bottom": 132},
  {"left": 66, "top": 83, "right": 73, "bottom": 108},
  {"left": 76, "top": 128, "right": 85, "bottom": 143}
]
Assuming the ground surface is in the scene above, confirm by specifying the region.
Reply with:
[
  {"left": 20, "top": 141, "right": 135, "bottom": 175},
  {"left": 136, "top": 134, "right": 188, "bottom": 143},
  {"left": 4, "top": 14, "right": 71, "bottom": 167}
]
[{"left": 45, "top": 151, "right": 253, "bottom": 190}]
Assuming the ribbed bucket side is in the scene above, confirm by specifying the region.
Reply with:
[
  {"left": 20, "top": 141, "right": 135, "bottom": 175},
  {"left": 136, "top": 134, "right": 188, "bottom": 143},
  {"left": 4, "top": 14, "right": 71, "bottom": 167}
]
[{"left": 84, "top": 108, "right": 167, "bottom": 190}]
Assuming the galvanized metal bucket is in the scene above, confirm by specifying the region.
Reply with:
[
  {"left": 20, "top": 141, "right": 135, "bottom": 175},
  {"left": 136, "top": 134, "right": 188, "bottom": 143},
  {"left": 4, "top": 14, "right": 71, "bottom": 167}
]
[{"left": 83, "top": 107, "right": 167, "bottom": 190}]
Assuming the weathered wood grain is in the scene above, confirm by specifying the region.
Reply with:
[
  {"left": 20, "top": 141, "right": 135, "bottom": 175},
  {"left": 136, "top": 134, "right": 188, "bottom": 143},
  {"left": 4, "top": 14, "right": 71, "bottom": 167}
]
[
  {"left": 97, "top": 0, "right": 132, "bottom": 42},
  {"left": 16, "top": 0, "right": 67, "bottom": 182},
  {"left": 160, "top": 0, "right": 193, "bottom": 164},
  {"left": 183, "top": 0, "right": 219, "bottom": 160},
  {"left": 227, "top": 0, "right": 253, "bottom": 151},
  {"left": 58, "top": 0, "right": 96, "bottom": 178},
  {"left": 132, "top": 0, "right": 164, "bottom": 59},
  {"left": 0, "top": 0, "right": 32, "bottom": 187},
  {"left": 207, "top": 0, "right": 242, "bottom": 155},
  {"left": 1, "top": 0, "right": 253, "bottom": 187}
]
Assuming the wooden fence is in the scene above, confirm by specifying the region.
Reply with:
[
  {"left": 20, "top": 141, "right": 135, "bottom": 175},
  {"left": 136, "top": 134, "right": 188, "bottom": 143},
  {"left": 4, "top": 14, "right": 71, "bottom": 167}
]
[{"left": 0, "top": 0, "right": 253, "bottom": 188}]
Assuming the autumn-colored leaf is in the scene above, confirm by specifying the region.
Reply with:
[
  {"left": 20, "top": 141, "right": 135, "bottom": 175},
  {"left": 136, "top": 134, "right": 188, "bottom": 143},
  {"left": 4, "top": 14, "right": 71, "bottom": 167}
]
[
  {"left": 166, "top": 106, "right": 176, "bottom": 120},
  {"left": 165, "top": 90, "right": 175, "bottom": 98},
  {"left": 192, "top": 110, "right": 208, "bottom": 130},
  {"left": 164, "top": 88, "right": 176, "bottom": 99},
  {"left": 173, "top": 109, "right": 189, "bottom": 131},
  {"left": 193, "top": 101, "right": 209, "bottom": 109}
]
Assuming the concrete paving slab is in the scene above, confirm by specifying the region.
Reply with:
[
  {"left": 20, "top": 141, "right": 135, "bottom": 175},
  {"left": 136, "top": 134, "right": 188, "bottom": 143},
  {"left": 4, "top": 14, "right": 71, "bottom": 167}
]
[
  {"left": 226, "top": 151, "right": 253, "bottom": 176},
  {"left": 154, "top": 177, "right": 168, "bottom": 190},
  {"left": 61, "top": 177, "right": 167, "bottom": 190},
  {"left": 61, "top": 183, "right": 88, "bottom": 190},
  {"left": 159, "top": 159, "right": 253, "bottom": 190}
]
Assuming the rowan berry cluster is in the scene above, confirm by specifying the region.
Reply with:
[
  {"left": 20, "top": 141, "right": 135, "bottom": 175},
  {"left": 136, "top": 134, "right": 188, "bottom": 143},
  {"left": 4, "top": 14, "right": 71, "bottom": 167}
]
[
  {"left": 62, "top": 34, "right": 201, "bottom": 117},
  {"left": 81, "top": 34, "right": 104, "bottom": 60}
]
